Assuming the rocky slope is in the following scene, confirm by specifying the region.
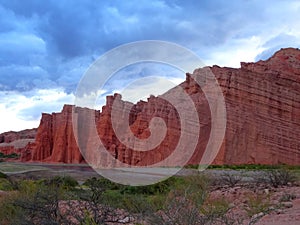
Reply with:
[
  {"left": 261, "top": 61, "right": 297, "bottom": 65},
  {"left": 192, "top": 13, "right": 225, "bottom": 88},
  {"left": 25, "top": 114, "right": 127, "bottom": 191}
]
[
  {"left": 1, "top": 48, "right": 299, "bottom": 165},
  {"left": 0, "top": 129, "right": 37, "bottom": 156}
]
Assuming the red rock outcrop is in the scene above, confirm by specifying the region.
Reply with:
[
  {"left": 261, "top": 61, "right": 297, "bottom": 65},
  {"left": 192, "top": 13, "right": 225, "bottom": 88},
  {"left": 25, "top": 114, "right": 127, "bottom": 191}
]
[
  {"left": 30, "top": 105, "right": 83, "bottom": 163},
  {"left": 1, "top": 48, "right": 300, "bottom": 165},
  {"left": 0, "top": 128, "right": 36, "bottom": 144},
  {"left": 94, "top": 92, "right": 207, "bottom": 166},
  {"left": 0, "top": 128, "right": 37, "bottom": 159},
  {"left": 212, "top": 48, "right": 300, "bottom": 165}
]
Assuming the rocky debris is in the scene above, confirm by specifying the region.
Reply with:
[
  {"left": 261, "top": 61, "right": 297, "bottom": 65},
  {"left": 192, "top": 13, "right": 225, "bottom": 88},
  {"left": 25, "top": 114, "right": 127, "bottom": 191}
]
[
  {"left": 251, "top": 212, "right": 265, "bottom": 221},
  {"left": 0, "top": 48, "right": 300, "bottom": 165},
  {"left": 58, "top": 200, "right": 136, "bottom": 225},
  {"left": 208, "top": 183, "right": 300, "bottom": 225},
  {"left": 281, "top": 201, "right": 293, "bottom": 208}
]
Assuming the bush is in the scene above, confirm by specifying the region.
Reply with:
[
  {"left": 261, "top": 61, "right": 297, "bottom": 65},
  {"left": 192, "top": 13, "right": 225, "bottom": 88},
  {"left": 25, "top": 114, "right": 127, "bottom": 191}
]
[
  {"left": 121, "top": 194, "right": 154, "bottom": 214},
  {"left": 0, "top": 191, "right": 25, "bottom": 224},
  {"left": 147, "top": 174, "right": 243, "bottom": 225},
  {"left": 7, "top": 153, "right": 19, "bottom": 158},
  {"left": 120, "top": 176, "right": 182, "bottom": 195},
  {"left": 0, "top": 178, "right": 14, "bottom": 191},
  {"left": 244, "top": 193, "right": 271, "bottom": 217},
  {"left": 44, "top": 175, "right": 79, "bottom": 189},
  {"left": 83, "top": 177, "right": 121, "bottom": 190},
  {"left": 0, "top": 178, "right": 80, "bottom": 225},
  {"left": 201, "top": 198, "right": 232, "bottom": 223},
  {"left": 266, "top": 168, "right": 297, "bottom": 188},
  {"left": 0, "top": 171, "right": 7, "bottom": 179},
  {"left": 0, "top": 152, "right": 20, "bottom": 159},
  {"left": 220, "top": 172, "right": 242, "bottom": 187}
]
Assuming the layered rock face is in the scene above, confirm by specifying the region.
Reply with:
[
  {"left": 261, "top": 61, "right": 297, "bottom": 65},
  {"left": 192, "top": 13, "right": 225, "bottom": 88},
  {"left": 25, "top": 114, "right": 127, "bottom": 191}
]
[
  {"left": 30, "top": 105, "right": 83, "bottom": 163},
  {"left": 212, "top": 48, "right": 300, "bottom": 164},
  {"left": 0, "top": 129, "right": 37, "bottom": 157},
  {"left": 91, "top": 92, "right": 210, "bottom": 166},
  {"left": 1, "top": 48, "right": 300, "bottom": 165},
  {"left": 0, "top": 128, "right": 37, "bottom": 144}
]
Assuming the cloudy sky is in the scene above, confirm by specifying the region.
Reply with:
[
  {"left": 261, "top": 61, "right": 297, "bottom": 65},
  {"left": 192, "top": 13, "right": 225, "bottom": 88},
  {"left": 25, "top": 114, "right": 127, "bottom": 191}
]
[{"left": 0, "top": 0, "right": 300, "bottom": 133}]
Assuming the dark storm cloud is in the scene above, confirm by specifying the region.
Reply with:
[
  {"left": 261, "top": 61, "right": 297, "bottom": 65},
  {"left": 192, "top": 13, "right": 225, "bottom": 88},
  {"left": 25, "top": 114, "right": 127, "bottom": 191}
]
[
  {"left": 1, "top": 0, "right": 300, "bottom": 132},
  {"left": 0, "top": 0, "right": 299, "bottom": 94},
  {"left": 0, "top": 1, "right": 254, "bottom": 89}
]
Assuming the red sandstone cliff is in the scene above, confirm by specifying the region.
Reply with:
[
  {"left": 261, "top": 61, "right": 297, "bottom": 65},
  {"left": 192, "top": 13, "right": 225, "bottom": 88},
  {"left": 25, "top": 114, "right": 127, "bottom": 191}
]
[
  {"left": 30, "top": 105, "right": 83, "bottom": 163},
  {"left": 0, "top": 128, "right": 37, "bottom": 154},
  {"left": 0, "top": 129, "right": 36, "bottom": 158},
  {"left": 212, "top": 48, "right": 300, "bottom": 165},
  {"left": 1, "top": 48, "right": 300, "bottom": 165},
  {"left": 0, "top": 128, "right": 37, "bottom": 144}
]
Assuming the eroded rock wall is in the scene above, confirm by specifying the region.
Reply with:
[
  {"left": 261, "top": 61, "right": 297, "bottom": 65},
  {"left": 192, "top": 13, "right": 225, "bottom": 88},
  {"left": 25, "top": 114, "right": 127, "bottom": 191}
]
[{"left": 1, "top": 48, "right": 300, "bottom": 165}]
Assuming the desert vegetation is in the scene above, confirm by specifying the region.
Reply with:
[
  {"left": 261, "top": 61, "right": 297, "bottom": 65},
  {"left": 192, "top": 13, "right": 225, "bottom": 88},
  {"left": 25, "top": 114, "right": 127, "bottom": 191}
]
[
  {"left": 0, "top": 166, "right": 299, "bottom": 225},
  {"left": 0, "top": 153, "right": 19, "bottom": 162}
]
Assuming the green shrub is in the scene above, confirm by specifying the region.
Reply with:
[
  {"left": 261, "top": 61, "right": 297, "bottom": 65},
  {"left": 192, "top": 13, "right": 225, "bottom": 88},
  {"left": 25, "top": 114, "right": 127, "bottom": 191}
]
[
  {"left": 147, "top": 194, "right": 167, "bottom": 211},
  {"left": 0, "top": 178, "right": 14, "bottom": 191},
  {"left": 44, "top": 175, "right": 79, "bottom": 189},
  {"left": 0, "top": 152, "right": 20, "bottom": 159},
  {"left": 80, "top": 211, "right": 98, "bottom": 225},
  {"left": 83, "top": 177, "right": 121, "bottom": 190},
  {"left": 201, "top": 198, "right": 230, "bottom": 219},
  {"left": 7, "top": 153, "right": 19, "bottom": 158},
  {"left": 121, "top": 194, "right": 154, "bottom": 214},
  {"left": 206, "top": 164, "right": 292, "bottom": 170},
  {"left": 244, "top": 193, "right": 271, "bottom": 217},
  {"left": 120, "top": 177, "right": 181, "bottom": 195},
  {"left": 102, "top": 190, "right": 125, "bottom": 208},
  {"left": 0, "top": 171, "right": 7, "bottom": 179},
  {"left": 265, "top": 168, "right": 297, "bottom": 187},
  {"left": 16, "top": 179, "right": 40, "bottom": 196},
  {"left": 0, "top": 178, "right": 74, "bottom": 224},
  {"left": 0, "top": 192, "right": 25, "bottom": 224},
  {"left": 146, "top": 174, "right": 210, "bottom": 225}
]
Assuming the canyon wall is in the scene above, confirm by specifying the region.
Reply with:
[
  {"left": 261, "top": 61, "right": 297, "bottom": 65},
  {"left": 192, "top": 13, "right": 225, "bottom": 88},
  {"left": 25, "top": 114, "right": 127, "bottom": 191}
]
[
  {"left": 30, "top": 105, "right": 83, "bottom": 163},
  {"left": 212, "top": 48, "right": 300, "bottom": 165},
  {"left": 1, "top": 48, "right": 299, "bottom": 165}
]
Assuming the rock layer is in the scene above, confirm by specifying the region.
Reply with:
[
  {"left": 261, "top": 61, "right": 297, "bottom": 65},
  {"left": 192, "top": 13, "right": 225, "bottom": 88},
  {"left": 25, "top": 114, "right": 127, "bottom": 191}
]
[
  {"left": 1, "top": 48, "right": 300, "bottom": 165},
  {"left": 213, "top": 48, "right": 300, "bottom": 165},
  {"left": 0, "top": 129, "right": 36, "bottom": 144},
  {"left": 30, "top": 105, "right": 83, "bottom": 163},
  {"left": 0, "top": 129, "right": 36, "bottom": 158}
]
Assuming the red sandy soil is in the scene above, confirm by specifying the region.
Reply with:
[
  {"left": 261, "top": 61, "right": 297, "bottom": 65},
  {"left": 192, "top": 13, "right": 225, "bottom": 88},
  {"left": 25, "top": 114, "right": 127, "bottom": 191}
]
[{"left": 209, "top": 185, "right": 300, "bottom": 225}]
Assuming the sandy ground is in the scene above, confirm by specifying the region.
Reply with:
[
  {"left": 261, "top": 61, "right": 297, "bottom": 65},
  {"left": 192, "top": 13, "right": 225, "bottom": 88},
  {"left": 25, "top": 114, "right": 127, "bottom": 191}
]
[
  {"left": 208, "top": 185, "right": 300, "bottom": 225},
  {"left": 256, "top": 187, "right": 300, "bottom": 225}
]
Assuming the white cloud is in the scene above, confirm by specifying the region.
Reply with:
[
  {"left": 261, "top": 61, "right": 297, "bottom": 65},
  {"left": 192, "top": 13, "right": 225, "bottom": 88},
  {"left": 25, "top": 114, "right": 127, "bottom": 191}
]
[
  {"left": 0, "top": 104, "right": 38, "bottom": 133},
  {"left": 0, "top": 89, "right": 75, "bottom": 133},
  {"left": 112, "top": 76, "right": 184, "bottom": 103},
  {"left": 203, "top": 36, "right": 265, "bottom": 68}
]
